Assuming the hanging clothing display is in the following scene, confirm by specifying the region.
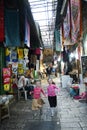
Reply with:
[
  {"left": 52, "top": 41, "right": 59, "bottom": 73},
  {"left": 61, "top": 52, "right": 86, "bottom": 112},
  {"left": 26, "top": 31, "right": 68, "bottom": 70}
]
[
  {"left": 6, "top": 48, "right": 10, "bottom": 62},
  {"left": 10, "top": 49, "right": 18, "bottom": 62},
  {"left": 17, "top": 48, "right": 24, "bottom": 60},
  {"left": 5, "top": 9, "right": 20, "bottom": 47},
  {"left": 0, "top": 0, "right": 5, "bottom": 42},
  {"left": 70, "top": 0, "right": 81, "bottom": 43}
]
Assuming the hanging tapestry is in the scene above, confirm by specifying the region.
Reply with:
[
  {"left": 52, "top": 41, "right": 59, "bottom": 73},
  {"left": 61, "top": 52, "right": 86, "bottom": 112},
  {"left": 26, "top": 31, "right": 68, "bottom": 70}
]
[
  {"left": 63, "top": 1, "right": 70, "bottom": 39},
  {"left": 0, "top": 0, "right": 5, "bottom": 42},
  {"left": 70, "top": 0, "right": 80, "bottom": 43},
  {"left": 5, "top": 9, "right": 20, "bottom": 47},
  {"left": 55, "top": 0, "right": 68, "bottom": 29}
]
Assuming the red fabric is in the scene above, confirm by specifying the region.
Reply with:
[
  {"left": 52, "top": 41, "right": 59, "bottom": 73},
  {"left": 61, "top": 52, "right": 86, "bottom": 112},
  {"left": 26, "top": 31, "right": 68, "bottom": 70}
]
[
  {"left": 73, "top": 86, "right": 79, "bottom": 89},
  {"left": 35, "top": 48, "right": 41, "bottom": 55},
  {"left": 0, "top": 0, "right": 5, "bottom": 42}
]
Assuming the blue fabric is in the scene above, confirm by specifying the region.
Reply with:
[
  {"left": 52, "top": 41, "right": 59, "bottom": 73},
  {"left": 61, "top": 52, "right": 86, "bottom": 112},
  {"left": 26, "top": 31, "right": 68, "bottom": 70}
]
[
  {"left": 5, "top": 9, "right": 20, "bottom": 47},
  {"left": 54, "top": 29, "right": 61, "bottom": 51},
  {"left": 70, "top": 88, "right": 76, "bottom": 97}
]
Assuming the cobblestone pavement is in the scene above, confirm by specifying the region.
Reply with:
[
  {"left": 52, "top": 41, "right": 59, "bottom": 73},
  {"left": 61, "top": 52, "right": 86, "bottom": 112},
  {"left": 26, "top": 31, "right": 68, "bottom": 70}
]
[{"left": 0, "top": 77, "right": 87, "bottom": 130}]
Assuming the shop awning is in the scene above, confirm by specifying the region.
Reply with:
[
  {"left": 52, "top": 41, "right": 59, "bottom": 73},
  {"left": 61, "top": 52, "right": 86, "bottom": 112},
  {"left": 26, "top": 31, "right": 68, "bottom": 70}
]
[
  {"left": 23, "top": 0, "right": 44, "bottom": 48},
  {"left": 4, "top": 0, "right": 44, "bottom": 48}
]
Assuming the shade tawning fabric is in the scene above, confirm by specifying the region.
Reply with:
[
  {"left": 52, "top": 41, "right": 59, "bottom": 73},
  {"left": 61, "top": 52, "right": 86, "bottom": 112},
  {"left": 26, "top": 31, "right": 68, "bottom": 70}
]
[{"left": 5, "top": 9, "right": 20, "bottom": 47}]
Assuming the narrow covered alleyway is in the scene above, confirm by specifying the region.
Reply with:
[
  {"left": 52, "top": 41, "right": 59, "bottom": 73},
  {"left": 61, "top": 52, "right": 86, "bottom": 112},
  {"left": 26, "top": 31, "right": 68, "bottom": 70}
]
[{"left": 0, "top": 77, "right": 87, "bottom": 130}]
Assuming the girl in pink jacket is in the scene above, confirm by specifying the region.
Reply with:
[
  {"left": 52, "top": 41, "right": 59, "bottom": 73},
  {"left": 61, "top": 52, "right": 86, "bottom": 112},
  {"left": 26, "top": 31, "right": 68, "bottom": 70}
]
[
  {"left": 31, "top": 80, "right": 46, "bottom": 110},
  {"left": 47, "top": 78, "right": 59, "bottom": 116}
]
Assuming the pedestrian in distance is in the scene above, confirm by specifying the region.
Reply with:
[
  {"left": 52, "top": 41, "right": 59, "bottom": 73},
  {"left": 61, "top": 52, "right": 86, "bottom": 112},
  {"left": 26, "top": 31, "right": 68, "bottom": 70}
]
[
  {"left": 46, "top": 63, "right": 53, "bottom": 78},
  {"left": 47, "top": 78, "right": 60, "bottom": 116}
]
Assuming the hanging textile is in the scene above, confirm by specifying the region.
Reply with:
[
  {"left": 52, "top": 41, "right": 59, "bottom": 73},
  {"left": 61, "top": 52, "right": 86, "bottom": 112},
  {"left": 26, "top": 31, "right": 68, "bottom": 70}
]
[
  {"left": 24, "top": 48, "right": 29, "bottom": 58},
  {"left": 24, "top": 17, "right": 30, "bottom": 47},
  {"left": 54, "top": 29, "right": 61, "bottom": 52},
  {"left": 63, "top": 1, "right": 70, "bottom": 39},
  {"left": 6, "top": 48, "right": 10, "bottom": 62},
  {"left": 55, "top": 0, "right": 69, "bottom": 29},
  {"left": 70, "top": 0, "right": 80, "bottom": 43},
  {"left": 35, "top": 48, "right": 41, "bottom": 55},
  {"left": 62, "top": 47, "right": 69, "bottom": 62},
  {"left": 17, "top": 48, "right": 24, "bottom": 60},
  {"left": 4, "top": 0, "right": 18, "bottom": 9},
  {"left": 0, "top": 0, "right": 5, "bottom": 42},
  {"left": 10, "top": 49, "right": 18, "bottom": 62},
  {"left": 5, "top": 9, "right": 20, "bottom": 47}
]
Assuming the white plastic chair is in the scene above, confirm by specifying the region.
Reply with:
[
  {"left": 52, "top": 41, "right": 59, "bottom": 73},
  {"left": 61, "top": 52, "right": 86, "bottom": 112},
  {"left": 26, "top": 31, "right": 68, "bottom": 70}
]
[{"left": 18, "top": 87, "right": 27, "bottom": 101}]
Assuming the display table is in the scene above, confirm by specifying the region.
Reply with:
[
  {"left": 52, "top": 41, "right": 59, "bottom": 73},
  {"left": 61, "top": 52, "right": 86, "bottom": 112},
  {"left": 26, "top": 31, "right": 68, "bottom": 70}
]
[{"left": 0, "top": 95, "right": 13, "bottom": 123}]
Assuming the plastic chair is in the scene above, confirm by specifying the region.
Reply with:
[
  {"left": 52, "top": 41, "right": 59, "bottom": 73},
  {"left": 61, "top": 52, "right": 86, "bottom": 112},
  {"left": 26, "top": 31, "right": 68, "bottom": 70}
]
[{"left": 18, "top": 87, "right": 27, "bottom": 101}]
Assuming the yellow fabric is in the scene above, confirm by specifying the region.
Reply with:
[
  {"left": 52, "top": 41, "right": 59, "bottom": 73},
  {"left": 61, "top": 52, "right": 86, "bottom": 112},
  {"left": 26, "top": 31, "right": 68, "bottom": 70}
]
[
  {"left": 17, "top": 48, "right": 23, "bottom": 59},
  {"left": 4, "top": 84, "right": 10, "bottom": 91},
  {"left": 6, "top": 48, "right": 10, "bottom": 56}
]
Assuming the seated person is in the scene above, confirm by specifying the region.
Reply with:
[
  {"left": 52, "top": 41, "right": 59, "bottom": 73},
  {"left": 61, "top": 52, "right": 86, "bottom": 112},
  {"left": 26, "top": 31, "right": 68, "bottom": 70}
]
[
  {"left": 70, "top": 84, "right": 79, "bottom": 97},
  {"left": 17, "top": 75, "right": 26, "bottom": 90},
  {"left": 25, "top": 77, "right": 34, "bottom": 99},
  {"left": 17, "top": 75, "right": 26, "bottom": 98}
]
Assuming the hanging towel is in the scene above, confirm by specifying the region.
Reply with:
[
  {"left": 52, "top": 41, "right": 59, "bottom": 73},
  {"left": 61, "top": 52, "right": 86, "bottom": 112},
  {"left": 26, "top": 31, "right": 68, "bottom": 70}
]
[
  {"left": 5, "top": 9, "right": 20, "bottom": 47},
  {"left": 0, "top": 0, "right": 5, "bottom": 42}
]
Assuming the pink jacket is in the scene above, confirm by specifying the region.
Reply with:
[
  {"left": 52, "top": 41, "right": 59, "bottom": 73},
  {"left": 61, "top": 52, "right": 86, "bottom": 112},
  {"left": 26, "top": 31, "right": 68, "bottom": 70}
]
[
  {"left": 47, "top": 84, "right": 58, "bottom": 96},
  {"left": 33, "top": 87, "right": 45, "bottom": 99}
]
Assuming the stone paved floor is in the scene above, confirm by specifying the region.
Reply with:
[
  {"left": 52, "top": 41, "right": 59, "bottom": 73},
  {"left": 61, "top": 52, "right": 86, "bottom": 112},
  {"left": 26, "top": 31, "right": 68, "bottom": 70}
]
[{"left": 0, "top": 77, "right": 87, "bottom": 130}]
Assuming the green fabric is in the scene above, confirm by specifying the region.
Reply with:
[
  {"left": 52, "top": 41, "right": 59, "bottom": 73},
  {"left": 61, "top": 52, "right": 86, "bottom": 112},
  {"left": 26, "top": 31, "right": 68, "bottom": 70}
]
[
  {"left": 0, "top": 47, "right": 6, "bottom": 95},
  {"left": 33, "top": 70, "right": 39, "bottom": 79}
]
